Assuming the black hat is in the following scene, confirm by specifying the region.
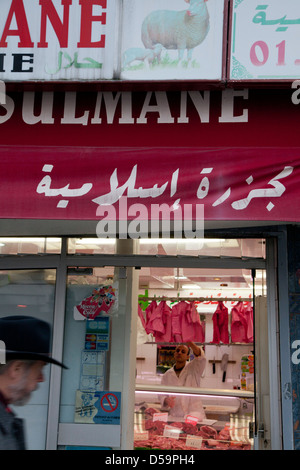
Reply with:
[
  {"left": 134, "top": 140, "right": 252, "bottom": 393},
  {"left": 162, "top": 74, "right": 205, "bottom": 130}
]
[{"left": 0, "top": 315, "right": 67, "bottom": 369}]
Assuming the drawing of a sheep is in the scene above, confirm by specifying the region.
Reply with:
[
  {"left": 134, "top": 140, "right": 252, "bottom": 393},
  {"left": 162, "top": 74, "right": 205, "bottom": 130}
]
[
  {"left": 141, "top": 0, "right": 210, "bottom": 65},
  {"left": 122, "top": 44, "right": 165, "bottom": 69}
]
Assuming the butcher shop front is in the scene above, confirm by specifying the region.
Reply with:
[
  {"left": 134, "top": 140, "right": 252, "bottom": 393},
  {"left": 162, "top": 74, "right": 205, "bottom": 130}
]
[
  {"left": 0, "top": 84, "right": 297, "bottom": 451},
  {"left": 0, "top": 234, "right": 284, "bottom": 451}
]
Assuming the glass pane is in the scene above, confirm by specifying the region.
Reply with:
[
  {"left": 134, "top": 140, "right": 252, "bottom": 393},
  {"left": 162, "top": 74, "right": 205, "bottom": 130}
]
[
  {"left": 68, "top": 238, "right": 116, "bottom": 255},
  {"left": 59, "top": 267, "right": 125, "bottom": 433},
  {"left": 135, "top": 265, "right": 259, "bottom": 450},
  {"left": 0, "top": 269, "right": 56, "bottom": 450},
  {"left": 138, "top": 238, "right": 266, "bottom": 258},
  {"left": 134, "top": 390, "right": 254, "bottom": 450},
  {"left": 0, "top": 238, "right": 61, "bottom": 255}
]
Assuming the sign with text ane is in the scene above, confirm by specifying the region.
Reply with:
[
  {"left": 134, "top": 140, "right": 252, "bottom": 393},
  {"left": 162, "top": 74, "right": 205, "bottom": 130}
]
[
  {"left": 230, "top": 0, "right": 300, "bottom": 80},
  {"left": 0, "top": 0, "right": 117, "bottom": 81},
  {"left": 0, "top": 0, "right": 225, "bottom": 82}
]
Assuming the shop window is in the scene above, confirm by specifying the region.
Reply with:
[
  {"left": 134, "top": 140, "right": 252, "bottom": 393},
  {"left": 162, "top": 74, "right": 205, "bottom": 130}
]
[
  {"left": 138, "top": 238, "right": 266, "bottom": 258},
  {"left": 0, "top": 238, "right": 61, "bottom": 255},
  {"left": 134, "top": 262, "right": 266, "bottom": 450},
  {"left": 68, "top": 238, "right": 116, "bottom": 255},
  {"left": 0, "top": 269, "right": 56, "bottom": 450},
  {"left": 58, "top": 266, "right": 125, "bottom": 449}
]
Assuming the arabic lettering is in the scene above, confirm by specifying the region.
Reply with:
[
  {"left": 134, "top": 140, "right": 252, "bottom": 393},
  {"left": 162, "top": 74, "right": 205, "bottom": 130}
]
[
  {"left": 36, "top": 164, "right": 93, "bottom": 208},
  {"left": 36, "top": 163, "right": 294, "bottom": 214},
  {"left": 45, "top": 51, "right": 102, "bottom": 75},
  {"left": 196, "top": 165, "right": 293, "bottom": 211},
  {"left": 170, "top": 169, "right": 179, "bottom": 197},
  {"left": 212, "top": 187, "right": 231, "bottom": 207},
  {"left": 197, "top": 168, "right": 212, "bottom": 199},
  {"left": 253, "top": 5, "right": 300, "bottom": 32},
  {"left": 92, "top": 165, "right": 180, "bottom": 207},
  {"left": 231, "top": 166, "right": 293, "bottom": 211}
]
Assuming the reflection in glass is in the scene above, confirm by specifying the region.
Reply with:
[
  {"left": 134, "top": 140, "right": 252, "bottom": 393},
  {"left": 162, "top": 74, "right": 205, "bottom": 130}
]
[
  {"left": 138, "top": 238, "right": 266, "bottom": 258},
  {"left": 0, "top": 269, "right": 56, "bottom": 450},
  {"left": 68, "top": 238, "right": 116, "bottom": 255},
  {"left": 0, "top": 238, "right": 61, "bottom": 255}
]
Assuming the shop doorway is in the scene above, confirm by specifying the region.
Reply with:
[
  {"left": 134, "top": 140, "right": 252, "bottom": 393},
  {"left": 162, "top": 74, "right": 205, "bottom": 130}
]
[{"left": 131, "top": 238, "right": 278, "bottom": 450}]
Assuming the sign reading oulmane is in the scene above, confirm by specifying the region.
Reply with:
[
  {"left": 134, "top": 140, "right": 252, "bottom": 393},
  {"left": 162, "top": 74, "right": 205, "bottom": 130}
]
[{"left": 0, "top": 89, "right": 250, "bottom": 125}]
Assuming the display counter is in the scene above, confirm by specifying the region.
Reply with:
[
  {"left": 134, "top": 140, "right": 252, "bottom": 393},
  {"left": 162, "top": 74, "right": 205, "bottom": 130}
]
[{"left": 134, "top": 385, "right": 254, "bottom": 450}]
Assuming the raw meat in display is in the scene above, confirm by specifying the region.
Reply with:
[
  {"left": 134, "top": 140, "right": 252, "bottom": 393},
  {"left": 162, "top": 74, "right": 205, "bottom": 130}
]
[
  {"left": 197, "top": 425, "right": 218, "bottom": 439},
  {"left": 134, "top": 419, "right": 252, "bottom": 450},
  {"left": 144, "top": 407, "right": 160, "bottom": 416},
  {"left": 231, "top": 301, "right": 248, "bottom": 343},
  {"left": 212, "top": 301, "right": 229, "bottom": 344},
  {"left": 182, "top": 422, "right": 198, "bottom": 435},
  {"left": 182, "top": 301, "right": 205, "bottom": 343},
  {"left": 218, "top": 427, "right": 231, "bottom": 441},
  {"left": 141, "top": 299, "right": 205, "bottom": 343}
]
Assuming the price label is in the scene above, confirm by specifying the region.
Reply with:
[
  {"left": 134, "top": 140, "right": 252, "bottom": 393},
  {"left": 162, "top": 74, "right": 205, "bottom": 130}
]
[
  {"left": 134, "top": 431, "right": 149, "bottom": 441},
  {"left": 163, "top": 425, "right": 182, "bottom": 440},
  {"left": 186, "top": 435, "right": 203, "bottom": 449},
  {"left": 153, "top": 412, "right": 168, "bottom": 422},
  {"left": 185, "top": 415, "right": 199, "bottom": 425}
]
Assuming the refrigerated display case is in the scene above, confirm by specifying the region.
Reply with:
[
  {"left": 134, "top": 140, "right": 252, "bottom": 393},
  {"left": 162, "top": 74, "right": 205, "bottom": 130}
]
[{"left": 134, "top": 385, "right": 254, "bottom": 450}]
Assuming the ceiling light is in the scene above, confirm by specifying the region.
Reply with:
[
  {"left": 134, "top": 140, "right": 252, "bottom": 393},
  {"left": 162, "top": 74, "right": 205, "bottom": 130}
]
[
  {"left": 0, "top": 238, "right": 46, "bottom": 243},
  {"left": 139, "top": 238, "right": 226, "bottom": 244},
  {"left": 182, "top": 284, "right": 201, "bottom": 289},
  {"left": 0, "top": 237, "right": 60, "bottom": 243},
  {"left": 76, "top": 238, "right": 116, "bottom": 245}
]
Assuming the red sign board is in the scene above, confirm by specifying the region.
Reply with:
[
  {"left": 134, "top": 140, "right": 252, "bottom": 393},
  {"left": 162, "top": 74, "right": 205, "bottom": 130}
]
[
  {"left": 0, "top": 88, "right": 299, "bottom": 222},
  {"left": 0, "top": 145, "right": 298, "bottom": 221}
]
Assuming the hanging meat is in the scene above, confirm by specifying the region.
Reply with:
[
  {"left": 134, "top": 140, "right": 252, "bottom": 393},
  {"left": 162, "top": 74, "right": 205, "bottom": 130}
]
[{"left": 212, "top": 301, "right": 229, "bottom": 344}]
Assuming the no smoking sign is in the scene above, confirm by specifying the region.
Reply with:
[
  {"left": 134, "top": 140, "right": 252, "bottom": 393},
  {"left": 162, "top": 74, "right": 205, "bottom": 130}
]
[
  {"left": 101, "top": 393, "right": 119, "bottom": 413},
  {"left": 94, "top": 391, "right": 121, "bottom": 424}
]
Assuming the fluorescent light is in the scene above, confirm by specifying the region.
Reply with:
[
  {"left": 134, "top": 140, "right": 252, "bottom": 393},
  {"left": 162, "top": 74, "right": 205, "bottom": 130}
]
[
  {"left": 76, "top": 238, "right": 116, "bottom": 245},
  {"left": 139, "top": 239, "right": 178, "bottom": 244},
  {"left": 139, "top": 238, "right": 226, "bottom": 244},
  {"left": 136, "top": 390, "right": 241, "bottom": 400},
  {"left": 182, "top": 284, "right": 201, "bottom": 289},
  {"left": 0, "top": 238, "right": 46, "bottom": 243},
  {"left": 0, "top": 238, "right": 60, "bottom": 243}
]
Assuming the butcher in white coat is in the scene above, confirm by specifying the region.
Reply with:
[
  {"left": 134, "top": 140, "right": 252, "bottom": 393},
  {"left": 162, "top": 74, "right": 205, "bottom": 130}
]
[{"left": 160, "top": 342, "right": 206, "bottom": 420}]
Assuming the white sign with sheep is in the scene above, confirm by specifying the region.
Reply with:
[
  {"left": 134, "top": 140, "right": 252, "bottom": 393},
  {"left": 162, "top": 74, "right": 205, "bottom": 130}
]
[{"left": 121, "top": 0, "right": 225, "bottom": 80}]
